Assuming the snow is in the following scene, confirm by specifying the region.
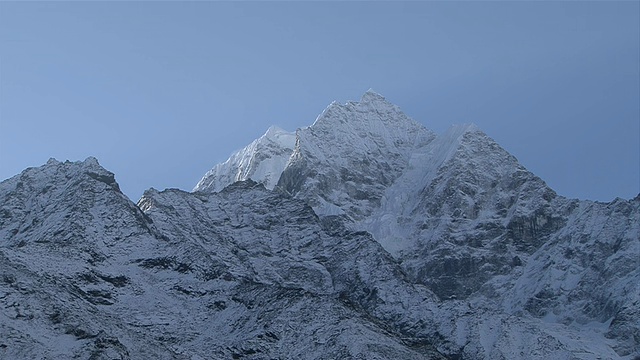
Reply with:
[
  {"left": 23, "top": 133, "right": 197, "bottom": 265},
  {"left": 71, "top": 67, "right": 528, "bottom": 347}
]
[
  {"left": 194, "top": 126, "right": 295, "bottom": 192},
  {"left": 361, "top": 123, "right": 480, "bottom": 255},
  {"left": 1, "top": 90, "right": 638, "bottom": 359}
]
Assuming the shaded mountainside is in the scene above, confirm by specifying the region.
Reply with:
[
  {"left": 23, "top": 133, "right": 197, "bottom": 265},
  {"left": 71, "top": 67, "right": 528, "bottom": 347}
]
[
  {"left": 1, "top": 159, "right": 446, "bottom": 359},
  {"left": 1, "top": 91, "right": 638, "bottom": 359}
]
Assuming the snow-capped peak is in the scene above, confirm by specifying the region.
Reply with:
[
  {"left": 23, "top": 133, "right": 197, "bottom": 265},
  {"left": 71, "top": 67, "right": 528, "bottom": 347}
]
[
  {"left": 193, "top": 126, "right": 296, "bottom": 192},
  {"left": 360, "top": 88, "right": 386, "bottom": 102},
  {"left": 46, "top": 157, "right": 59, "bottom": 166},
  {"left": 311, "top": 90, "right": 415, "bottom": 131},
  {"left": 83, "top": 156, "right": 100, "bottom": 166},
  {"left": 263, "top": 125, "right": 295, "bottom": 144},
  {"left": 195, "top": 91, "right": 436, "bottom": 196}
]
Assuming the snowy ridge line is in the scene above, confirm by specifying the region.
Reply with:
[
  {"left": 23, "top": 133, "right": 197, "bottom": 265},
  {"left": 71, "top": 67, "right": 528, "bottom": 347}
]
[{"left": 194, "top": 126, "right": 296, "bottom": 192}]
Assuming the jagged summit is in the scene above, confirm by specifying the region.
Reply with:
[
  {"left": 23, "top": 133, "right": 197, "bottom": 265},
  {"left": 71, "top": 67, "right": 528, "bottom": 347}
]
[
  {"left": 311, "top": 89, "right": 421, "bottom": 131},
  {"left": 357, "top": 88, "right": 398, "bottom": 109},
  {"left": 193, "top": 93, "right": 558, "bottom": 228},
  {"left": 195, "top": 91, "right": 538, "bottom": 224},
  {"left": 46, "top": 157, "right": 59, "bottom": 165},
  {"left": 2, "top": 156, "right": 119, "bottom": 192},
  {"left": 197, "top": 91, "right": 435, "bottom": 196},
  {"left": 362, "top": 87, "right": 383, "bottom": 98},
  {"left": 0, "top": 156, "right": 149, "bottom": 276},
  {"left": 193, "top": 126, "right": 296, "bottom": 192},
  {"left": 263, "top": 125, "right": 294, "bottom": 141}
]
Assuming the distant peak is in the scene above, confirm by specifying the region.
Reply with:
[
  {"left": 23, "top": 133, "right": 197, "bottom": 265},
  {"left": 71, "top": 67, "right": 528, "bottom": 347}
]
[
  {"left": 360, "top": 89, "right": 386, "bottom": 103},
  {"left": 46, "top": 158, "right": 60, "bottom": 165},
  {"left": 311, "top": 90, "right": 424, "bottom": 132},
  {"left": 83, "top": 156, "right": 100, "bottom": 166},
  {"left": 44, "top": 157, "right": 101, "bottom": 169},
  {"left": 466, "top": 123, "right": 480, "bottom": 132},
  {"left": 261, "top": 126, "right": 296, "bottom": 148},
  {"left": 264, "top": 125, "right": 288, "bottom": 138}
]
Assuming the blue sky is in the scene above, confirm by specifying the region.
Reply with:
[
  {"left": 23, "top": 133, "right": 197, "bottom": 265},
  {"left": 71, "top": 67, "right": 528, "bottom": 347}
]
[{"left": 1, "top": 1, "right": 638, "bottom": 202}]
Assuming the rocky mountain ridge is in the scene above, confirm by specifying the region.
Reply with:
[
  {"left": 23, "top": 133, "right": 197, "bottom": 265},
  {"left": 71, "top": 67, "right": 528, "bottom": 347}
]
[
  {"left": 194, "top": 90, "right": 640, "bottom": 358},
  {"left": 1, "top": 91, "right": 638, "bottom": 359}
]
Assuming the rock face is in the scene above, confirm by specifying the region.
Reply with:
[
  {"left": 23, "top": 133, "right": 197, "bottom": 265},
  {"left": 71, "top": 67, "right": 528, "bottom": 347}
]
[
  {"left": 278, "top": 90, "right": 435, "bottom": 220},
  {"left": 1, "top": 91, "right": 638, "bottom": 359}
]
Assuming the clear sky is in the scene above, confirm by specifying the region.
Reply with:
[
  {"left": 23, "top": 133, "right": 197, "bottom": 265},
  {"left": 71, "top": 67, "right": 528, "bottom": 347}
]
[{"left": 1, "top": 1, "right": 638, "bottom": 202}]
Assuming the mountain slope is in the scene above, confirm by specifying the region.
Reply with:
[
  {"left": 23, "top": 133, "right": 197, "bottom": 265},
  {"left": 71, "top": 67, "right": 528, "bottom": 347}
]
[
  {"left": 194, "top": 90, "right": 640, "bottom": 358},
  {"left": 0, "top": 158, "right": 180, "bottom": 359},
  {"left": 1, "top": 159, "right": 448, "bottom": 359},
  {"left": 3, "top": 158, "right": 629, "bottom": 359},
  {"left": 277, "top": 90, "right": 436, "bottom": 219}
]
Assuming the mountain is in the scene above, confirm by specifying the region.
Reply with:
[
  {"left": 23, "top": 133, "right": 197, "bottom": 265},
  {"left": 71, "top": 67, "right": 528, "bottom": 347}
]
[
  {"left": 194, "top": 126, "right": 296, "bottom": 193},
  {"left": 1, "top": 158, "right": 446, "bottom": 359},
  {"left": 195, "top": 90, "right": 640, "bottom": 358},
  {"left": 1, "top": 91, "right": 638, "bottom": 359}
]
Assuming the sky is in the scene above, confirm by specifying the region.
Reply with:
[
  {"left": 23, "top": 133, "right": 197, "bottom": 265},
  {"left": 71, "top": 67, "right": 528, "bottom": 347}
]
[{"left": 0, "top": 1, "right": 638, "bottom": 202}]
